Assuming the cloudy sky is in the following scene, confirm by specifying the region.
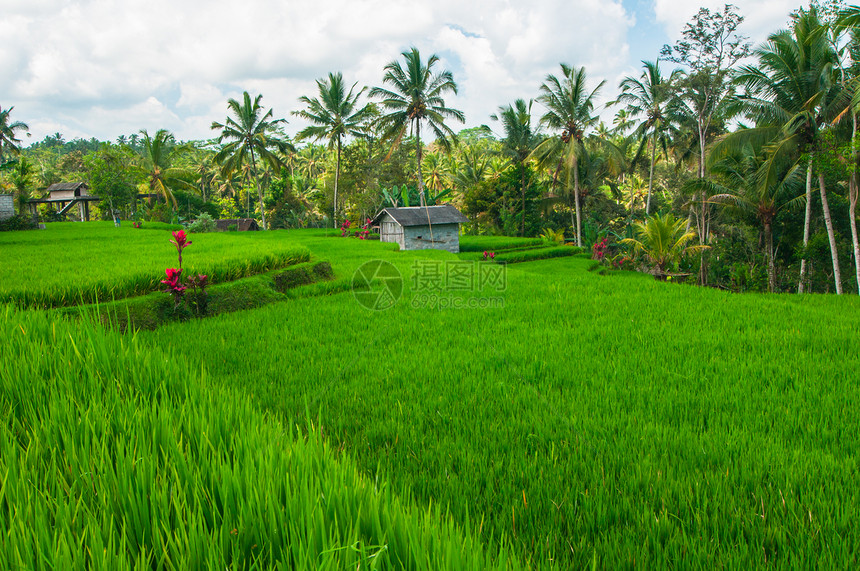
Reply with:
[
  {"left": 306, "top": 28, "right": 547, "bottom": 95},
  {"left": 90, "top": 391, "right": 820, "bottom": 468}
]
[{"left": 2, "top": 0, "right": 804, "bottom": 144}]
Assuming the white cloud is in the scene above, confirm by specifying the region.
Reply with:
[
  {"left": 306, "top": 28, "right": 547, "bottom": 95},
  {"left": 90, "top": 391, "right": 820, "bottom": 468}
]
[
  {"left": 654, "top": 0, "right": 802, "bottom": 47},
  {"left": 0, "top": 0, "right": 804, "bottom": 144}
]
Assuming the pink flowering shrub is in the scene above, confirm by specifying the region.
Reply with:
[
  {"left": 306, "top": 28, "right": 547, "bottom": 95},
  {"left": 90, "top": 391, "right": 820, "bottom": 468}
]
[{"left": 592, "top": 237, "right": 608, "bottom": 262}]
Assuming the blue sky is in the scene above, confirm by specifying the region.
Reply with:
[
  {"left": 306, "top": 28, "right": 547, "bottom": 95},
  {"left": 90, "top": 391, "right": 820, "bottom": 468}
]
[{"left": 1, "top": 0, "right": 804, "bottom": 144}]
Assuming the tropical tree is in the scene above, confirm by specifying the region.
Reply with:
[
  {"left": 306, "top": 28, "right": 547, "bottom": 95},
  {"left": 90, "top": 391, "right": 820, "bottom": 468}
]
[
  {"left": 621, "top": 213, "right": 709, "bottom": 279},
  {"left": 294, "top": 72, "right": 372, "bottom": 227},
  {"left": 369, "top": 47, "right": 465, "bottom": 203},
  {"left": 704, "top": 141, "right": 806, "bottom": 291},
  {"left": 726, "top": 7, "right": 844, "bottom": 292},
  {"left": 8, "top": 157, "right": 36, "bottom": 211},
  {"left": 138, "top": 129, "right": 196, "bottom": 208},
  {"left": 422, "top": 152, "right": 451, "bottom": 195},
  {"left": 615, "top": 61, "right": 681, "bottom": 214},
  {"left": 662, "top": 4, "right": 751, "bottom": 284},
  {"left": 297, "top": 144, "right": 327, "bottom": 183},
  {"left": 0, "top": 106, "right": 30, "bottom": 164},
  {"left": 492, "top": 99, "right": 539, "bottom": 236},
  {"left": 532, "top": 64, "right": 605, "bottom": 246},
  {"left": 211, "top": 92, "right": 291, "bottom": 230}
]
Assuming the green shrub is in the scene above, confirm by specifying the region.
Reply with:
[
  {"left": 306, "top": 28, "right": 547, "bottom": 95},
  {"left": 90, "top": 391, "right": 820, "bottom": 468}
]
[
  {"left": 273, "top": 262, "right": 334, "bottom": 292},
  {"left": 459, "top": 236, "right": 544, "bottom": 252},
  {"left": 0, "top": 215, "right": 38, "bottom": 232},
  {"left": 187, "top": 213, "right": 216, "bottom": 233},
  {"left": 494, "top": 245, "right": 583, "bottom": 263}
]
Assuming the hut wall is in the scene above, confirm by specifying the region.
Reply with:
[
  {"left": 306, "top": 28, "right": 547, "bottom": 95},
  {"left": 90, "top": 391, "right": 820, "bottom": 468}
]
[
  {"left": 0, "top": 193, "right": 14, "bottom": 221},
  {"left": 403, "top": 224, "right": 460, "bottom": 253},
  {"left": 50, "top": 190, "right": 78, "bottom": 200},
  {"left": 379, "top": 215, "right": 405, "bottom": 250}
]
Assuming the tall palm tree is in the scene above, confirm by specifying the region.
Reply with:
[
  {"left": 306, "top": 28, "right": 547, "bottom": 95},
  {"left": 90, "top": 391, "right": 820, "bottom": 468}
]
[
  {"left": 726, "top": 7, "right": 844, "bottom": 292},
  {"left": 0, "top": 106, "right": 30, "bottom": 164},
  {"left": 615, "top": 61, "right": 681, "bottom": 215},
  {"left": 369, "top": 47, "right": 465, "bottom": 204},
  {"left": 492, "top": 99, "right": 539, "bottom": 236},
  {"left": 211, "top": 92, "right": 291, "bottom": 230},
  {"left": 294, "top": 72, "right": 372, "bottom": 227},
  {"left": 422, "top": 151, "right": 451, "bottom": 194},
  {"left": 531, "top": 64, "right": 605, "bottom": 247},
  {"left": 138, "top": 129, "right": 195, "bottom": 208},
  {"left": 297, "top": 144, "right": 327, "bottom": 182},
  {"left": 704, "top": 141, "right": 806, "bottom": 292}
]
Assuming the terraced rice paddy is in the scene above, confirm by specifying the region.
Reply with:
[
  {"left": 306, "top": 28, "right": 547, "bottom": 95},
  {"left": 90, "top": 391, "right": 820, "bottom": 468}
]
[{"left": 2, "top": 223, "right": 859, "bottom": 569}]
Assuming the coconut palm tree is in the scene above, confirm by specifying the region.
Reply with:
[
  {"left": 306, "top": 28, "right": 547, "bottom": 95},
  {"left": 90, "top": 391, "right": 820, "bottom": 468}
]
[
  {"left": 137, "top": 129, "right": 196, "bottom": 208},
  {"left": 492, "top": 99, "right": 539, "bottom": 236},
  {"left": 422, "top": 151, "right": 451, "bottom": 194},
  {"left": 531, "top": 64, "right": 605, "bottom": 247},
  {"left": 294, "top": 72, "right": 372, "bottom": 227},
  {"left": 369, "top": 47, "right": 464, "bottom": 203},
  {"left": 211, "top": 92, "right": 291, "bottom": 230},
  {"left": 704, "top": 141, "right": 806, "bottom": 291},
  {"left": 615, "top": 61, "right": 681, "bottom": 215},
  {"left": 621, "top": 213, "right": 709, "bottom": 280},
  {"left": 0, "top": 106, "right": 30, "bottom": 164},
  {"left": 724, "top": 7, "right": 844, "bottom": 292}
]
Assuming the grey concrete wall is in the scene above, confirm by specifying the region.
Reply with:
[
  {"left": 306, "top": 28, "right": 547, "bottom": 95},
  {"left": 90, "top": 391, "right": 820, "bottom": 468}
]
[
  {"left": 0, "top": 194, "right": 14, "bottom": 221},
  {"left": 403, "top": 224, "right": 460, "bottom": 253}
]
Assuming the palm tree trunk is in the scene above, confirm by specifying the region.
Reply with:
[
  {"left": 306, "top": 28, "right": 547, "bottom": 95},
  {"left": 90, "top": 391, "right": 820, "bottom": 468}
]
[
  {"left": 521, "top": 163, "right": 526, "bottom": 237},
  {"left": 818, "top": 172, "right": 842, "bottom": 294},
  {"left": 249, "top": 147, "right": 267, "bottom": 231},
  {"left": 573, "top": 155, "right": 582, "bottom": 248},
  {"left": 334, "top": 137, "right": 341, "bottom": 228},
  {"left": 765, "top": 220, "right": 775, "bottom": 293},
  {"left": 798, "top": 159, "right": 813, "bottom": 293},
  {"left": 850, "top": 113, "right": 860, "bottom": 295},
  {"left": 646, "top": 132, "right": 656, "bottom": 215},
  {"left": 416, "top": 120, "right": 424, "bottom": 202}
]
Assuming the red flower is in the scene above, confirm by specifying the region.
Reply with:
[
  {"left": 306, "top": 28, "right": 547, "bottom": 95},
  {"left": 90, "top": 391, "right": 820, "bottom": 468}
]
[
  {"left": 162, "top": 268, "right": 182, "bottom": 284},
  {"left": 170, "top": 230, "right": 192, "bottom": 252},
  {"left": 170, "top": 230, "right": 192, "bottom": 267}
]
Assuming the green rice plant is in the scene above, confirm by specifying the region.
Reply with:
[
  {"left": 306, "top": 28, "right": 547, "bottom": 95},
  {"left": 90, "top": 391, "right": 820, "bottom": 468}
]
[
  {"left": 493, "top": 245, "right": 583, "bottom": 263},
  {"left": 0, "top": 305, "right": 524, "bottom": 570},
  {"left": 0, "top": 222, "right": 310, "bottom": 308},
  {"left": 142, "top": 242, "right": 860, "bottom": 569},
  {"left": 459, "top": 236, "right": 545, "bottom": 252}
]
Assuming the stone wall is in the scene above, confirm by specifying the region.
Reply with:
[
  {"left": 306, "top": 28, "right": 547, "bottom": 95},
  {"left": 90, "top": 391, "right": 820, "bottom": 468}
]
[{"left": 0, "top": 194, "right": 14, "bottom": 221}]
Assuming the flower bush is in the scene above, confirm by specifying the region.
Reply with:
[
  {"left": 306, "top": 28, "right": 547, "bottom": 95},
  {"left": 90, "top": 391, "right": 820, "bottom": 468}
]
[{"left": 592, "top": 237, "right": 608, "bottom": 262}]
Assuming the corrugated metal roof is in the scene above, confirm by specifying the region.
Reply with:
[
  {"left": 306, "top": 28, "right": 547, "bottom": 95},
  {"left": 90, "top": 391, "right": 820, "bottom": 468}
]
[
  {"left": 371, "top": 204, "right": 468, "bottom": 227},
  {"left": 46, "top": 182, "right": 88, "bottom": 192}
]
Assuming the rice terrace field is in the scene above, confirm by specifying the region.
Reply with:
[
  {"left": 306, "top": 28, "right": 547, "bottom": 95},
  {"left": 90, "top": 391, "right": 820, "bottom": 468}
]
[{"left": 1, "top": 222, "right": 858, "bottom": 570}]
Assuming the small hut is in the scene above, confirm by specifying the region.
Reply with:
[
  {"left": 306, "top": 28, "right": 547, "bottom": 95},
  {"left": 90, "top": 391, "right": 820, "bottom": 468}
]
[
  {"left": 371, "top": 204, "right": 468, "bottom": 253},
  {"left": 27, "top": 182, "right": 100, "bottom": 221},
  {"left": 0, "top": 193, "right": 14, "bottom": 221}
]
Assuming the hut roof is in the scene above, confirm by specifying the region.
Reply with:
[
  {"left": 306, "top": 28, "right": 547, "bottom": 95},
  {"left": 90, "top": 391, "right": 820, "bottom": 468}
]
[
  {"left": 46, "top": 182, "right": 89, "bottom": 193},
  {"left": 371, "top": 205, "right": 468, "bottom": 227}
]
